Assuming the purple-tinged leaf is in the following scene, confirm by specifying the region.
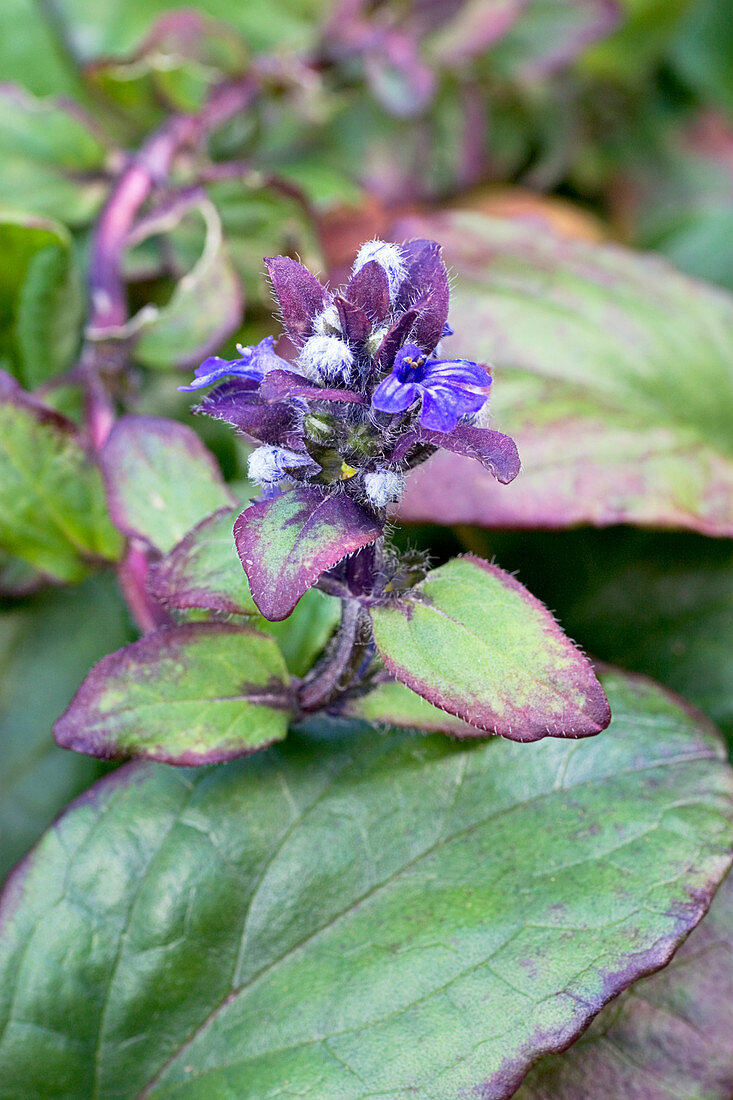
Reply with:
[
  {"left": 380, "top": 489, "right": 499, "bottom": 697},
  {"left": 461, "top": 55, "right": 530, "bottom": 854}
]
[
  {"left": 394, "top": 238, "right": 450, "bottom": 353},
  {"left": 517, "top": 867, "right": 733, "bottom": 1099},
  {"left": 234, "top": 486, "right": 383, "bottom": 620},
  {"left": 364, "top": 29, "right": 436, "bottom": 118},
  {"left": 259, "top": 369, "right": 367, "bottom": 405},
  {"left": 3, "top": 669, "right": 730, "bottom": 1098},
  {"left": 100, "top": 416, "right": 235, "bottom": 554},
  {"left": 196, "top": 380, "right": 305, "bottom": 448},
  {"left": 53, "top": 623, "right": 292, "bottom": 765},
  {"left": 344, "top": 258, "right": 391, "bottom": 323},
  {"left": 374, "top": 308, "right": 418, "bottom": 370},
  {"left": 395, "top": 210, "right": 733, "bottom": 536},
  {"left": 370, "top": 554, "right": 610, "bottom": 740},
  {"left": 334, "top": 294, "right": 371, "bottom": 346},
  {"left": 264, "top": 255, "right": 329, "bottom": 346},
  {"left": 148, "top": 507, "right": 256, "bottom": 616}
]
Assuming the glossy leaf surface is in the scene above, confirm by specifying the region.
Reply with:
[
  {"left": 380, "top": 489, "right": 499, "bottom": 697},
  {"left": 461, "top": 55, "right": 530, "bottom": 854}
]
[
  {"left": 517, "top": 869, "right": 733, "bottom": 1098},
  {"left": 0, "top": 670, "right": 731, "bottom": 1098},
  {"left": 54, "top": 623, "right": 292, "bottom": 765},
  {"left": 234, "top": 486, "right": 383, "bottom": 621},
  {"left": 397, "top": 211, "right": 733, "bottom": 536},
  {"left": 371, "top": 555, "right": 610, "bottom": 740},
  {"left": 100, "top": 416, "right": 235, "bottom": 554}
]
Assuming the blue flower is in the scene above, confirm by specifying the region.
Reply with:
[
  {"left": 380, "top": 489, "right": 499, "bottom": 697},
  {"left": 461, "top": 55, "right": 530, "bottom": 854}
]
[
  {"left": 371, "top": 342, "right": 491, "bottom": 433},
  {"left": 179, "top": 336, "right": 289, "bottom": 392}
]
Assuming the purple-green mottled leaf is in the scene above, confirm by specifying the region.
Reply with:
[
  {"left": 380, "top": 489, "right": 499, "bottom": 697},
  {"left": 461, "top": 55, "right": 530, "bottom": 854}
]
[
  {"left": 149, "top": 507, "right": 257, "bottom": 616},
  {"left": 395, "top": 210, "right": 733, "bottom": 536},
  {"left": 370, "top": 554, "right": 610, "bottom": 740},
  {"left": 1, "top": 669, "right": 731, "bottom": 1098},
  {"left": 0, "top": 372, "right": 123, "bottom": 582},
  {"left": 234, "top": 486, "right": 383, "bottom": 621},
  {"left": 100, "top": 416, "right": 235, "bottom": 554},
  {"left": 517, "top": 869, "right": 733, "bottom": 1098},
  {"left": 53, "top": 623, "right": 292, "bottom": 765}
]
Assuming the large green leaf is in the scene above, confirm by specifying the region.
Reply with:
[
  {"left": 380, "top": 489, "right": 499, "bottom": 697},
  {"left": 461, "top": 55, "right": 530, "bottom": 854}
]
[
  {"left": 517, "top": 869, "right": 733, "bottom": 1098},
  {"left": 370, "top": 555, "right": 610, "bottom": 740},
  {"left": 54, "top": 623, "right": 293, "bottom": 765},
  {"left": 0, "top": 374, "right": 123, "bottom": 582},
  {"left": 100, "top": 416, "right": 235, "bottom": 554},
  {"left": 396, "top": 211, "right": 733, "bottom": 536},
  {"left": 0, "top": 669, "right": 730, "bottom": 1098},
  {"left": 0, "top": 575, "right": 133, "bottom": 884},
  {"left": 0, "top": 212, "right": 83, "bottom": 386}
]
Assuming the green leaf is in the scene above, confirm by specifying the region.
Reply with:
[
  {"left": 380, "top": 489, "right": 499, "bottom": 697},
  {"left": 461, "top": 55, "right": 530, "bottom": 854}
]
[
  {"left": 54, "top": 623, "right": 293, "bottom": 765},
  {"left": 461, "top": 527, "right": 733, "bottom": 753},
  {"left": 338, "top": 673, "right": 486, "bottom": 736},
  {"left": 0, "top": 86, "right": 109, "bottom": 224},
  {"left": 0, "top": 669, "right": 731, "bottom": 1098},
  {"left": 100, "top": 416, "right": 236, "bottom": 554},
  {"left": 0, "top": 0, "right": 84, "bottom": 97},
  {"left": 0, "top": 575, "right": 133, "bottom": 883},
  {"left": 516, "top": 869, "right": 733, "bottom": 1098},
  {"left": 396, "top": 210, "right": 733, "bottom": 536},
  {"left": 0, "top": 212, "right": 82, "bottom": 385},
  {"left": 370, "top": 555, "right": 610, "bottom": 740},
  {"left": 132, "top": 200, "right": 243, "bottom": 370},
  {"left": 0, "top": 374, "right": 123, "bottom": 582}
]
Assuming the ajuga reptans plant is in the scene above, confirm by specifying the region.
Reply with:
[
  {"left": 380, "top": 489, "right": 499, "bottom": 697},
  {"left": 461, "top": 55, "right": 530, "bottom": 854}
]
[{"left": 170, "top": 238, "right": 611, "bottom": 737}]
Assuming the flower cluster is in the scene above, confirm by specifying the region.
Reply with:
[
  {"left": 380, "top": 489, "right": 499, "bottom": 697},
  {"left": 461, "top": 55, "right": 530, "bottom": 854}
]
[{"left": 182, "top": 238, "right": 520, "bottom": 512}]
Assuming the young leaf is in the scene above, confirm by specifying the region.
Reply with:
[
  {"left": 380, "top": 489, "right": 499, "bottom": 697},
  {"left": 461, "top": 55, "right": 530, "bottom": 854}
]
[
  {"left": 0, "top": 574, "right": 133, "bottom": 882},
  {"left": 396, "top": 211, "right": 733, "bottom": 536},
  {"left": 100, "top": 416, "right": 235, "bottom": 554},
  {"left": 54, "top": 623, "right": 293, "bottom": 766},
  {"left": 1, "top": 670, "right": 731, "bottom": 1098},
  {"left": 234, "top": 486, "right": 383, "bottom": 621},
  {"left": 516, "top": 870, "right": 733, "bottom": 1099},
  {"left": 0, "top": 373, "right": 123, "bottom": 581},
  {"left": 370, "top": 554, "right": 611, "bottom": 740}
]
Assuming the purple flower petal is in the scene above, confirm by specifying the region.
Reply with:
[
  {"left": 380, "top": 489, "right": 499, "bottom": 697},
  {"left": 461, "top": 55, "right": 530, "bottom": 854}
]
[
  {"left": 372, "top": 374, "right": 418, "bottom": 415},
  {"left": 419, "top": 384, "right": 485, "bottom": 432},
  {"left": 178, "top": 337, "right": 290, "bottom": 392},
  {"left": 423, "top": 358, "right": 492, "bottom": 388},
  {"left": 264, "top": 256, "right": 329, "bottom": 345}
]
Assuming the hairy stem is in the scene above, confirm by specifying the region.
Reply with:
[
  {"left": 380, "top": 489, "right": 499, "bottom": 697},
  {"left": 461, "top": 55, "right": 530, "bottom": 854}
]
[{"left": 298, "top": 598, "right": 370, "bottom": 712}]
